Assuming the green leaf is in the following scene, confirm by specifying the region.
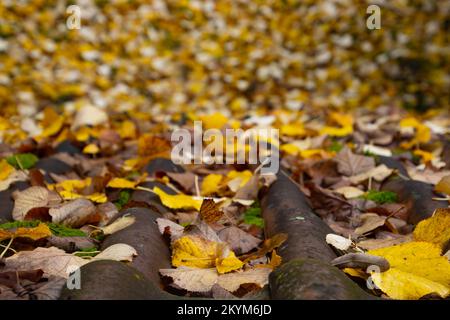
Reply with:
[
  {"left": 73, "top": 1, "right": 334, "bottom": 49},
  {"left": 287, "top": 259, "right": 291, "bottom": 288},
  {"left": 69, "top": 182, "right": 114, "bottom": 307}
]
[
  {"left": 114, "top": 189, "right": 132, "bottom": 210},
  {"left": 6, "top": 153, "right": 39, "bottom": 170},
  {"left": 74, "top": 247, "right": 99, "bottom": 257},
  {"left": 243, "top": 206, "right": 264, "bottom": 228},
  {"left": 362, "top": 190, "right": 397, "bottom": 204}
]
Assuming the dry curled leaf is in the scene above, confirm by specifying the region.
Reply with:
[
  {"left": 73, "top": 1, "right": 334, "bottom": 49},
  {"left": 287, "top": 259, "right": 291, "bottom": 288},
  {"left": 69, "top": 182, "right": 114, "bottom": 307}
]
[
  {"left": 49, "top": 198, "right": 98, "bottom": 227},
  {"left": 12, "top": 186, "right": 62, "bottom": 221}
]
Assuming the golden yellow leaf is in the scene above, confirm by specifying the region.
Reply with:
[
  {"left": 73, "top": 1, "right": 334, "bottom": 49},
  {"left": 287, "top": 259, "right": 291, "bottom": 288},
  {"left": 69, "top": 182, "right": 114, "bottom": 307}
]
[
  {"left": 172, "top": 236, "right": 243, "bottom": 273},
  {"left": 201, "top": 174, "right": 223, "bottom": 196},
  {"left": 280, "top": 124, "right": 306, "bottom": 137},
  {"left": 107, "top": 178, "right": 138, "bottom": 189},
  {"left": 0, "top": 159, "right": 14, "bottom": 181},
  {"left": 39, "top": 115, "right": 65, "bottom": 138},
  {"left": 118, "top": 120, "right": 136, "bottom": 139},
  {"left": 435, "top": 175, "right": 450, "bottom": 196},
  {"left": 0, "top": 223, "right": 52, "bottom": 241},
  {"left": 216, "top": 250, "right": 244, "bottom": 274},
  {"left": 226, "top": 170, "right": 252, "bottom": 191},
  {"left": 368, "top": 242, "right": 450, "bottom": 299},
  {"left": 413, "top": 149, "right": 434, "bottom": 163},
  {"left": 172, "top": 236, "right": 218, "bottom": 269},
  {"left": 320, "top": 125, "right": 353, "bottom": 137},
  {"left": 200, "top": 113, "right": 228, "bottom": 130},
  {"left": 82, "top": 143, "right": 100, "bottom": 154},
  {"left": 414, "top": 208, "right": 450, "bottom": 250},
  {"left": 58, "top": 190, "right": 107, "bottom": 204},
  {"left": 400, "top": 117, "right": 431, "bottom": 149},
  {"left": 153, "top": 187, "right": 202, "bottom": 211}
]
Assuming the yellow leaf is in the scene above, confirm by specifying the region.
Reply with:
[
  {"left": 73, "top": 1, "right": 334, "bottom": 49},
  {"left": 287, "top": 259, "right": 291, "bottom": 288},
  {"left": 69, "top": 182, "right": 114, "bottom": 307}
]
[
  {"left": 330, "top": 112, "right": 354, "bottom": 128},
  {"left": 226, "top": 170, "right": 252, "bottom": 187},
  {"left": 200, "top": 113, "right": 228, "bottom": 130},
  {"left": 368, "top": 242, "right": 450, "bottom": 299},
  {"left": 0, "top": 223, "right": 52, "bottom": 241},
  {"left": 172, "top": 236, "right": 243, "bottom": 273},
  {"left": 83, "top": 143, "right": 100, "bottom": 154},
  {"left": 320, "top": 125, "right": 353, "bottom": 137},
  {"left": 280, "top": 143, "right": 300, "bottom": 155},
  {"left": 15, "top": 223, "right": 52, "bottom": 240},
  {"left": 216, "top": 250, "right": 244, "bottom": 274},
  {"left": 0, "top": 159, "right": 14, "bottom": 181},
  {"left": 50, "top": 178, "right": 92, "bottom": 193},
  {"left": 58, "top": 190, "right": 107, "bottom": 204},
  {"left": 280, "top": 124, "right": 306, "bottom": 137},
  {"left": 153, "top": 187, "right": 202, "bottom": 211},
  {"left": 400, "top": 117, "right": 431, "bottom": 149},
  {"left": 39, "top": 115, "right": 65, "bottom": 138},
  {"left": 413, "top": 149, "right": 434, "bottom": 163},
  {"left": 435, "top": 175, "right": 450, "bottom": 196},
  {"left": 201, "top": 174, "right": 223, "bottom": 196},
  {"left": 172, "top": 236, "right": 218, "bottom": 269},
  {"left": 414, "top": 208, "right": 450, "bottom": 250},
  {"left": 118, "top": 120, "right": 136, "bottom": 139},
  {"left": 107, "top": 178, "right": 138, "bottom": 189},
  {"left": 74, "top": 127, "right": 92, "bottom": 142}
]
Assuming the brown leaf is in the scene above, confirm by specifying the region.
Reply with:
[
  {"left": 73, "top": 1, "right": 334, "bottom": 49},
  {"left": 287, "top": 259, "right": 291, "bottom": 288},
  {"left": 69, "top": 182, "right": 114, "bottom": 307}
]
[
  {"left": 199, "top": 199, "right": 224, "bottom": 224},
  {"left": 49, "top": 198, "right": 98, "bottom": 227},
  {"left": 12, "top": 186, "right": 62, "bottom": 221},
  {"left": 334, "top": 147, "right": 375, "bottom": 176},
  {"left": 166, "top": 172, "right": 196, "bottom": 192},
  {"left": 241, "top": 233, "right": 288, "bottom": 263},
  {"left": 218, "top": 226, "right": 262, "bottom": 255},
  {"left": 354, "top": 213, "right": 387, "bottom": 235}
]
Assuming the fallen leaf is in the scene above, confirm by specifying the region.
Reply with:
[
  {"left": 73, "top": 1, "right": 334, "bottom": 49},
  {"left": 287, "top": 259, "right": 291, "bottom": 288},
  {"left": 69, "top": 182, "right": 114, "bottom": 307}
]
[
  {"left": 369, "top": 242, "right": 450, "bottom": 299},
  {"left": 49, "top": 198, "right": 98, "bottom": 227},
  {"left": 0, "top": 223, "right": 52, "bottom": 242},
  {"left": 160, "top": 267, "right": 218, "bottom": 292},
  {"left": 199, "top": 199, "right": 224, "bottom": 224},
  {"left": 153, "top": 187, "right": 202, "bottom": 211},
  {"left": 218, "top": 226, "right": 262, "bottom": 255},
  {"left": 171, "top": 236, "right": 243, "bottom": 273},
  {"left": 435, "top": 175, "right": 450, "bottom": 195},
  {"left": 156, "top": 218, "right": 184, "bottom": 241},
  {"left": 334, "top": 147, "right": 375, "bottom": 176},
  {"left": 241, "top": 233, "right": 288, "bottom": 263},
  {"left": 201, "top": 174, "right": 223, "bottom": 196},
  {"left": 326, "top": 233, "right": 352, "bottom": 251},
  {"left": 349, "top": 164, "right": 393, "bottom": 184},
  {"left": 0, "top": 159, "right": 14, "bottom": 181},
  {"left": 413, "top": 208, "right": 450, "bottom": 250},
  {"left": 217, "top": 267, "right": 272, "bottom": 292},
  {"left": 355, "top": 213, "right": 387, "bottom": 235},
  {"left": 100, "top": 215, "right": 136, "bottom": 235},
  {"left": 107, "top": 177, "right": 139, "bottom": 189},
  {"left": 72, "top": 105, "right": 108, "bottom": 129},
  {"left": 93, "top": 243, "right": 137, "bottom": 262},
  {"left": 334, "top": 186, "right": 365, "bottom": 199},
  {"left": 12, "top": 186, "right": 62, "bottom": 221}
]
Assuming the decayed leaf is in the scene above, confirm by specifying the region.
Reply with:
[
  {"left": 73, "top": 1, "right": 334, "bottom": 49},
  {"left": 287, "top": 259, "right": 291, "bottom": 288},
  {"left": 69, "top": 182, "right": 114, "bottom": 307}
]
[
  {"left": 199, "top": 199, "right": 224, "bottom": 224},
  {"left": 217, "top": 267, "right": 272, "bottom": 292},
  {"left": 153, "top": 187, "right": 202, "bottom": 211},
  {"left": 368, "top": 242, "right": 450, "bottom": 299},
  {"left": 167, "top": 172, "right": 196, "bottom": 192},
  {"left": 12, "top": 186, "right": 62, "bottom": 221},
  {"left": 334, "top": 147, "right": 375, "bottom": 176},
  {"left": 4, "top": 244, "right": 138, "bottom": 279},
  {"left": 156, "top": 218, "right": 185, "bottom": 241},
  {"left": 160, "top": 267, "right": 218, "bottom": 292},
  {"left": 234, "top": 174, "right": 259, "bottom": 201},
  {"left": 241, "top": 233, "right": 288, "bottom": 263},
  {"left": 355, "top": 213, "right": 387, "bottom": 235},
  {"left": 49, "top": 198, "right": 97, "bottom": 227},
  {"left": 0, "top": 170, "right": 28, "bottom": 192},
  {"left": 171, "top": 236, "right": 243, "bottom": 273},
  {"left": 159, "top": 266, "right": 271, "bottom": 294},
  {"left": 0, "top": 223, "right": 52, "bottom": 242},
  {"left": 218, "top": 226, "right": 262, "bottom": 255},
  {"left": 349, "top": 164, "right": 393, "bottom": 184},
  {"left": 100, "top": 215, "right": 136, "bottom": 235},
  {"left": 435, "top": 175, "right": 450, "bottom": 195},
  {"left": 413, "top": 208, "right": 450, "bottom": 250}
]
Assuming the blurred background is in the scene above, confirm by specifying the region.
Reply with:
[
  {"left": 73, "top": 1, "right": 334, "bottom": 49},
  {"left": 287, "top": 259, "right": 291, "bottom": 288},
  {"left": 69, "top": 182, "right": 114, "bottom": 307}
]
[{"left": 0, "top": 0, "right": 448, "bottom": 125}]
